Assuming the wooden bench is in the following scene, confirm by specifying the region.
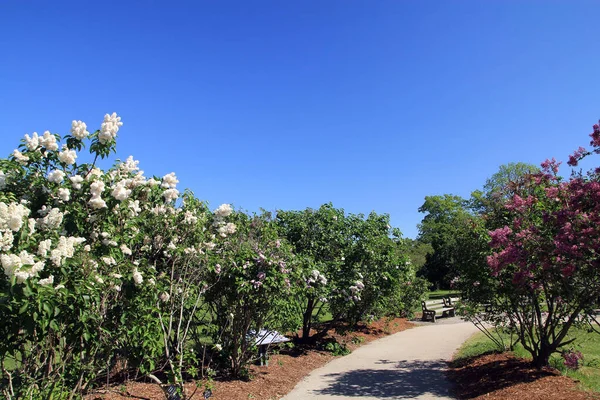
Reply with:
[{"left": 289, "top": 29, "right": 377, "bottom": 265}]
[
  {"left": 421, "top": 300, "right": 455, "bottom": 322},
  {"left": 443, "top": 297, "right": 460, "bottom": 307}
]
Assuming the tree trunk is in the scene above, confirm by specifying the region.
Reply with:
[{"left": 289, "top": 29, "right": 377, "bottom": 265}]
[
  {"left": 302, "top": 297, "right": 315, "bottom": 341},
  {"left": 532, "top": 346, "right": 552, "bottom": 369}
]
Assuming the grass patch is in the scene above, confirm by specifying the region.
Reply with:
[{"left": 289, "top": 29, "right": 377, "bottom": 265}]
[
  {"left": 427, "top": 290, "right": 461, "bottom": 300},
  {"left": 454, "top": 327, "right": 600, "bottom": 393}
]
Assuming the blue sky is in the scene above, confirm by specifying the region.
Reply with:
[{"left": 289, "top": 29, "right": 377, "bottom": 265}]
[{"left": 1, "top": 1, "right": 599, "bottom": 238}]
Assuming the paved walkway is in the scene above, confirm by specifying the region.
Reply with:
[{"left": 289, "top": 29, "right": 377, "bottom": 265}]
[{"left": 283, "top": 318, "right": 478, "bottom": 400}]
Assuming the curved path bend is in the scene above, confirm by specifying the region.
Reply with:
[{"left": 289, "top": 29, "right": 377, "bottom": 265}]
[{"left": 283, "top": 319, "right": 478, "bottom": 400}]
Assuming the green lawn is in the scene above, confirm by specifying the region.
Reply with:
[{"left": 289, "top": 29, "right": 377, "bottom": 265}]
[
  {"left": 427, "top": 290, "right": 461, "bottom": 300},
  {"left": 454, "top": 327, "right": 600, "bottom": 393}
]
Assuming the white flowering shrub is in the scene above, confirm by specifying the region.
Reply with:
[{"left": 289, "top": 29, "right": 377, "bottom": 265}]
[{"left": 0, "top": 115, "right": 233, "bottom": 399}]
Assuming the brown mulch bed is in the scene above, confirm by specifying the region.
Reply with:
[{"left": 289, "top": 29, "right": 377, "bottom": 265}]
[
  {"left": 448, "top": 352, "right": 600, "bottom": 400},
  {"left": 86, "top": 317, "right": 414, "bottom": 400}
]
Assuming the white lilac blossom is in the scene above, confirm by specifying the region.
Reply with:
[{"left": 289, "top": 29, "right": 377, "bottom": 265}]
[
  {"left": 58, "top": 146, "right": 77, "bottom": 165},
  {"left": 38, "top": 239, "right": 53, "bottom": 257},
  {"left": 0, "top": 202, "right": 30, "bottom": 232},
  {"left": 38, "top": 275, "right": 54, "bottom": 286},
  {"left": 12, "top": 150, "right": 29, "bottom": 165},
  {"left": 86, "top": 168, "right": 103, "bottom": 181},
  {"left": 89, "top": 180, "right": 107, "bottom": 209},
  {"left": 146, "top": 178, "right": 159, "bottom": 186},
  {"left": 48, "top": 170, "right": 65, "bottom": 183},
  {"left": 69, "top": 175, "right": 84, "bottom": 190},
  {"left": 102, "top": 256, "right": 116, "bottom": 266},
  {"left": 120, "top": 244, "right": 132, "bottom": 256},
  {"left": 99, "top": 112, "right": 123, "bottom": 144},
  {"left": 1, "top": 250, "right": 45, "bottom": 282},
  {"left": 307, "top": 269, "right": 327, "bottom": 286},
  {"left": 119, "top": 156, "right": 139, "bottom": 174},
  {"left": 57, "top": 188, "right": 70, "bottom": 202},
  {"left": 160, "top": 292, "right": 170, "bottom": 302},
  {"left": 128, "top": 200, "right": 141, "bottom": 216},
  {"left": 0, "top": 230, "right": 14, "bottom": 251},
  {"left": 214, "top": 203, "right": 233, "bottom": 218},
  {"left": 163, "top": 188, "right": 179, "bottom": 202},
  {"left": 217, "top": 222, "right": 236, "bottom": 237},
  {"left": 49, "top": 236, "right": 85, "bottom": 267},
  {"left": 40, "top": 131, "right": 59, "bottom": 151},
  {"left": 161, "top": 172, "right": 179, "bottom": 189},
  {"left": 0, "top": 170, "right": 6, "bottom": 189},
  {"left": 183, "top": 211, "right": 198, "bottom": 224},
  {"left": 132, "top": 268, "right": 143, "bottom": 285},
  {"left": 37, "top": 208, "right": 64, "bottom": 231},
  {"left": 111, "top": 181, "right": 131, "bottom": 201},
  {"left": 70, "top": 120, "right": 89, "bottom": 139},
  {"left": 24, "top": 133, "right": 40, "bottom": 150}
]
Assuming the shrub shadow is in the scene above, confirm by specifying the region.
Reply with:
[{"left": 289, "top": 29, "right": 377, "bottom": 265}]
[
  {"left": 447, "top": 353, "right": 557, "bottom": 399},
  {"left": 314, "top": 359, "right": 451, "bottom": 398}
]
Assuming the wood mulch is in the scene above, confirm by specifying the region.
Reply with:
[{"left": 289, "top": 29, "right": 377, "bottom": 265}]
[
  {"left": 85, "top": 317, "right": 414, "bottom": 400},
  {"left": 447, "top": 352, "right": 600, "bottom": 400}
]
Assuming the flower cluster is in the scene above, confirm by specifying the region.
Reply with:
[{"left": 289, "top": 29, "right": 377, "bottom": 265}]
[
  {"left": 562, "top": 349, "right": 584, "bottom": 370},
  {"left": 99, "top": 112, "right": 123, "bottom": 144},
  {"left": 306, "top": 269, "right": 327, "bottom": 287}
]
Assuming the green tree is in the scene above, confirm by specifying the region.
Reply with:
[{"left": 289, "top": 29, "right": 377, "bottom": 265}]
[{"left": 417, "top": 194, "right": 474, "bottom": 289}]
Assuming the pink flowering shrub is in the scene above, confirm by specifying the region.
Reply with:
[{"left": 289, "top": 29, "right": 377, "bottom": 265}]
[
  {"left": 483, "top": 120, "right": 600, "bottom": 368},
  {"left": 562, "top": 349, "right": 584, "bottom": 370}
]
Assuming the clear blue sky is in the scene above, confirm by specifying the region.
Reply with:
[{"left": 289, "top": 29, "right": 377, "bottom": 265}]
[{"left": 1, "top": 1, "right": 599, "bottom": 238}]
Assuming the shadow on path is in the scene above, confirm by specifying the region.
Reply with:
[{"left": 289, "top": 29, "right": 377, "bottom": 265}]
[{"left": 315, "top": 359, "right": 450, "bottom": 398}]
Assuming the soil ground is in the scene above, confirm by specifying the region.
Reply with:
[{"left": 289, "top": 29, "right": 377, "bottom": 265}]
[
  {"left": 85, "top": 317, "right": 413, "bottom": 400},
  {"left": 86, "top": 316, "right": 600, "bottom": 400},
  {"left": 447, "top": 351, "right": 600, "bottom": 400}
]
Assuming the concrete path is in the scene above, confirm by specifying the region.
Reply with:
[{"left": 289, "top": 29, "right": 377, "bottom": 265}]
[{"left": 283, "top": 318, "right": 478, "bottom": 400}]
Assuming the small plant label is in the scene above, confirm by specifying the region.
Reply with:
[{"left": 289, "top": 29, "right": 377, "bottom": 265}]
[{"left": 166, "top": 385, "right": 181, "bottom": 400}]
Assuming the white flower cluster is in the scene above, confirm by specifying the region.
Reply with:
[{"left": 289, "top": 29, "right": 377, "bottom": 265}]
[
  {"left": 40, "top": 131, "right": 59, "bottom": 151},
  {"left": 12, "top": 149, "right": 29, "bottom": 165},
  {"left": 348, "top": 280, "right": 365, "bottom": 301},
  {"left": 0, "top": 230, "right": 14, "bottom": 252},
  {"left": 0, "top": 170, "right": 6, "bottom": 190},
  {"left": 0, "top": 202, "right": 30, "bottom": 232},
  {"left": 212, "top": 203, "right": 236, "bottom": 237},
  {"left": 214, "top": 203, "right": 233, "bottom": 218},
  {"left": 161, "top": 173, "right": 180, "bottom": 202},
  {"left": 119, "top": 156, "right": 140, "bottom": 174},
  {"left": 1, "top": 250, "right": 45, "bottom": 283},
  {"left": 58, "top": 145, "right": 77, "bottom": 165},
  {"left": 111, "top": 180, "right": 132, "bottom": 201},
  {"left": 48, "top": 170, "right": 65, "bottom": 183},
  {"left": 71, "top": 120, "right": 89, "bottom": 140},
  {"left": 24, "top": 133, "right": 40, "bottom": 150},
  {"left": 36, "top": 207, "right": 64, "bottom": 231},
  {"left": 99, "top": 112, "right": 123, "bottom": 144},
  {"left": 183, "top": 211, "right": 198, "bottom": 224},
  {"left": 70, "top": 175, "right": 84, "bottom": 190},
  {"left": 217, "top": 222, "right": 236, "bottom": 237},
  {"left": 132, "top": 267, "right": 143, "bottom": 286},
  {"left": 48, "top": 236, "right": 85, "bottom": 267},
  {"left": 161, "top": 172, "right": 179, "bottom": 189},
  {"left": 58, "top": 188, "right": 70, "bottom": 202},
  {"left": 89, "top": 180, "right": 107, "bottom": 209},
  {"left": 307, "top": 269, "right": 327, "bottom": 287}
]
